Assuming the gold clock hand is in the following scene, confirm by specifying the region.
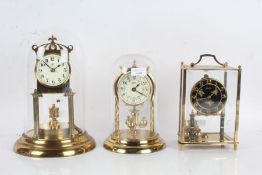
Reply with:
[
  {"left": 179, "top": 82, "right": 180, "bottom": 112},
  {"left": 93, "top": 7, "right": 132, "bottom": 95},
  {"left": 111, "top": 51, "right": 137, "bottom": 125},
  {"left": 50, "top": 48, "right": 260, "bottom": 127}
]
[{"left": 211, "top": 88, "right": 218, "bottom": 96}]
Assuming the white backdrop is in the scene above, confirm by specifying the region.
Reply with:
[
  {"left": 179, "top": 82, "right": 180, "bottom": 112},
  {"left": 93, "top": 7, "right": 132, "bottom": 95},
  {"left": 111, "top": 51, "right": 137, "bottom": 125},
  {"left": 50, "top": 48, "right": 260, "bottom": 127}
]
[{"left": 0, "top": 0, "right": 261, "bottom": 175}]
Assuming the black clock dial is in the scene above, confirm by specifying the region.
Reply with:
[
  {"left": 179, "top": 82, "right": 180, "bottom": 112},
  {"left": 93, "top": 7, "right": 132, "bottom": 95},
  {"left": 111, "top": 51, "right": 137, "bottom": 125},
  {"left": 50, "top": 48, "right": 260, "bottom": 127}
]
[{"left": 190, "top": 75, "right": 227, "bottom": 115}]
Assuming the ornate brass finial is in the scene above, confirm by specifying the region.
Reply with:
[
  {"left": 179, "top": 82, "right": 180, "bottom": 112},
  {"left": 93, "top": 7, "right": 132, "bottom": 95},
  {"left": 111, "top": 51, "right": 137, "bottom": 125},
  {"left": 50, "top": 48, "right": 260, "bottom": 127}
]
[
  {"left": 49, "top": 104, "right": 60, "bottom": 130},
  {"left": 48, "top": 35, "right": 57, "bottom": 50},
  {"left": 48, "top": 35, "right": 57, "bottom": 43}
]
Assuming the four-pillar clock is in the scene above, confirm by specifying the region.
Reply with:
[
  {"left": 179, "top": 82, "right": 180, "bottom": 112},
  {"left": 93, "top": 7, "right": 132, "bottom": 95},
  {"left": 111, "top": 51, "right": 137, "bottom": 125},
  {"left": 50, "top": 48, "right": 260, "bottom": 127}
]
[
  {"left": 178, "top": 54, "right": 241, "bottom": 150},
  {"left": 14, "top": 36, "right": 96, "bottom": 157}
]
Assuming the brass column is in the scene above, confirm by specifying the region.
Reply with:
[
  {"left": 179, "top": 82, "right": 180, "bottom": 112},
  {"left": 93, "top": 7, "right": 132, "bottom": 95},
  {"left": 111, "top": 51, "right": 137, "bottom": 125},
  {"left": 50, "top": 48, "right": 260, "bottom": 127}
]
[
  {"left": 234, "top": 65, "right": 242, "bottom": 150},
  {"left": 32, "top": 89, "right": 42, "bottom": 138},
  {"left": 181, "top": 67, "right": 187, "bottom": 143},
  {"left": 220, "top": 68, "right": 227, "bottom": 142},
  {"left": 65, "top": 89, "right": 75, "bottom": 137}
]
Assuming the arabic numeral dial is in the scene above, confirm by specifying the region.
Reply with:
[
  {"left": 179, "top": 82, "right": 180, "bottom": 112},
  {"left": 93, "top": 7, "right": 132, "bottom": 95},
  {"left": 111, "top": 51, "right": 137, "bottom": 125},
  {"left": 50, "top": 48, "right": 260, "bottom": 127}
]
[{"left": 36, "top": 54, "right": 70, "bottom": 87}]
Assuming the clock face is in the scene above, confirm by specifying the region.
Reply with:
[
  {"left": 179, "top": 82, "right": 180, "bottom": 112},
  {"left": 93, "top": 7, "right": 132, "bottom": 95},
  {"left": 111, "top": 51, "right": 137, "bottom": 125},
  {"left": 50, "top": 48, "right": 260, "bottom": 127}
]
[
  {"left": 190, "top": 76, "right": 227, "bottom": 115},
  {"left": 118, "top": 73, "right": 152, "bottom": 105},
  {"left": 35, "top": 54, "right": 70, "bottom": 87}
]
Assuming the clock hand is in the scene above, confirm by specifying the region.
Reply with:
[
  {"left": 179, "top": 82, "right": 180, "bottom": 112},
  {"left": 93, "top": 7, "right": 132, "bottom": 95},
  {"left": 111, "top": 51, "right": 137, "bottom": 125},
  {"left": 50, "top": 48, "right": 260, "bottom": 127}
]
[
  {"left": 197, "top": 96, "right": 212, "bottom": 101},
  {"left": 211, "top": 88, "right": 218, "bottom": 96},
  {"left": 135, "top": 90, "right": 147, "bottom": 97},
  {"left": 197, "top": 97, "right": 208, "bottom": 101},
  {"left": 43, "top": 61, "right": 52, "bottom": 69},
  {"left": 43, "top": 61, "right": 55, "bottom": 72},
  {"left": 53, "top": 64, "right": 61, "bottom": 70},
  {"left": 131, "top": 84, "right": 140, "bottom": 91}
]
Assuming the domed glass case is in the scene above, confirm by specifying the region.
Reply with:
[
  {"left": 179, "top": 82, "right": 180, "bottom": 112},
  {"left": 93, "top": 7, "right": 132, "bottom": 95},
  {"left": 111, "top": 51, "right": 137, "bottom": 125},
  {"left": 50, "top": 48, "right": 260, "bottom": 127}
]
[
  {"left": 104, "top": 54, "right": 165, "bottom": 154},
  {"left": 178, "top": 54, "right": 241, "bottom": 150},
  {"left": 14, "top": 35, "right": 95, "bottom": 157}
]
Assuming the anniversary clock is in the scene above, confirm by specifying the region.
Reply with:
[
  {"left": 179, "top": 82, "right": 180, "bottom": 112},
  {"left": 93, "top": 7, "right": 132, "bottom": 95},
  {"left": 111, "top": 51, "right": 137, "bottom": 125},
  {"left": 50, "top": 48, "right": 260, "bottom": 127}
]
[
  {"left": 104, "top": 54, "right": 165, "bottom": 154},
  {"left": 178, "top": 54, "right": 241, "bottom": 150},
  {"left": 14, "top": 36, "right": 96, "bottom": 157}
]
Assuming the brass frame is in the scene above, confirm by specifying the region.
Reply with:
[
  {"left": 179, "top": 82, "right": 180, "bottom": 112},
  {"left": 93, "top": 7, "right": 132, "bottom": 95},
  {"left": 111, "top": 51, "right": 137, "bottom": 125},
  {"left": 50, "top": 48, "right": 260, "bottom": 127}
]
[{"left": 178, "top": 54, "right": 241, "bottom": 150}]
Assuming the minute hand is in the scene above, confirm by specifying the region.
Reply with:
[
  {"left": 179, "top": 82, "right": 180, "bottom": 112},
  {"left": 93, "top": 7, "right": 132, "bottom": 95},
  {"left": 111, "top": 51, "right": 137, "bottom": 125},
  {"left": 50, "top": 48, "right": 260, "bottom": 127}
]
[
  {"left": 42, "top": 61, "right": 53, "bottom": 69},
  {"left": 135, "top": 90, "right": 147, "bottom": 97}
]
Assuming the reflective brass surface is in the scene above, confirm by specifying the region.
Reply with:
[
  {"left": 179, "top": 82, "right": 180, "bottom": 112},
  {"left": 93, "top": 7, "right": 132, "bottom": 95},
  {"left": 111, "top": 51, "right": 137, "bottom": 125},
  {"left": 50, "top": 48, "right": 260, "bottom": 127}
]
[
  {"left": 104, "top": 129, "right": 165, "bottom": 154},
  {"left": 14, "top": 129, "right": 95, "bottom": 157}
]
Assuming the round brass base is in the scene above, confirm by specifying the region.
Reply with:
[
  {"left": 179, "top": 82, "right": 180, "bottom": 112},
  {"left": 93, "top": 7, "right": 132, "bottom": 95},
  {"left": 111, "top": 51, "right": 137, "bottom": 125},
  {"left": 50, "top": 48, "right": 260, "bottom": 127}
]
[
  {"left": 104, "top": 130, "right": 165, "bottom": 154},
  {"left": 14, "top": 131, "right": 96, "bottom": 157}
]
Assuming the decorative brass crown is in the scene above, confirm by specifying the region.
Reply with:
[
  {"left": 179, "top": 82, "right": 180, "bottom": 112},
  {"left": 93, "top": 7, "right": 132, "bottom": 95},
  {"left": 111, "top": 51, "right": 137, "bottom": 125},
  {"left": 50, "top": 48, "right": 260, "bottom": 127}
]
[{"left": 32, "top": 35, "right": 73, "bottom": 54}]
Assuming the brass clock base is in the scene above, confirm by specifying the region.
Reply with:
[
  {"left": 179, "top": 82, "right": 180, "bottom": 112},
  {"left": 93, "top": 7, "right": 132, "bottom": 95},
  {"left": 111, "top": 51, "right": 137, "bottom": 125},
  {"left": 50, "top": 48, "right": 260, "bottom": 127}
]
[
  {"left": 104, "top": 129, "right": 165, "bottom": 154},
  {"left": 14, "top": 131, "right": 96, "bottom": 157}
]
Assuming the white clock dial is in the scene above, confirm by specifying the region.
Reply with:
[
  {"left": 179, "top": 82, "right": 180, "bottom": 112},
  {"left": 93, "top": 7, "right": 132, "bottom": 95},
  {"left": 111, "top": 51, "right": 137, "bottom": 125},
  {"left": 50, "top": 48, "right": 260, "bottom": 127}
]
[
  {"left": 35, "top": 54, "right": 70, "bottom": 87},
  {"left": 118, "top": 73, "right": 151, "bottom": 105}
]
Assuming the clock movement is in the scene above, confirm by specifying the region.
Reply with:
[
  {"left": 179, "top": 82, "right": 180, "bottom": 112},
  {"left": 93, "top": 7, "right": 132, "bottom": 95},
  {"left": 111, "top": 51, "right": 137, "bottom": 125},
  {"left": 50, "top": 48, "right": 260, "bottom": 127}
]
[
  {"left": 104, "top": 55, "right": 165, "bottom": 154},
  {"left": 178, "top": 54, "right": 241, "bottom": 150},
  {"left": 14, "top": 36, "right": 96, "bottom": 157}
]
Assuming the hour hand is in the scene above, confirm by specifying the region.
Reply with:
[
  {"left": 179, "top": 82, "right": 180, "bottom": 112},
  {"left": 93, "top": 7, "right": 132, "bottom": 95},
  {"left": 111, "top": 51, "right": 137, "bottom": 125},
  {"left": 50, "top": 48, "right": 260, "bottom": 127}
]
[
  {"left": 197, "top": 96, "right": 211, "bottom": 101},
  {"left": 54, "top": 64, "right": 61, "bottom": 70}
]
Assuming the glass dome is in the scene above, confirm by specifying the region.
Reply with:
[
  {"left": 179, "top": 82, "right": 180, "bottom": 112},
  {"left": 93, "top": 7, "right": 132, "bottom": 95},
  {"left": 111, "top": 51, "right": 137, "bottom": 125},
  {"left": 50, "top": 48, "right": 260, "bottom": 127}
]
[
  {"left": 14, "top": 34, "right": 95, "bottom": 157},
  {"left": 104, "top": 54, "right": 165, "bottom": 154}
]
